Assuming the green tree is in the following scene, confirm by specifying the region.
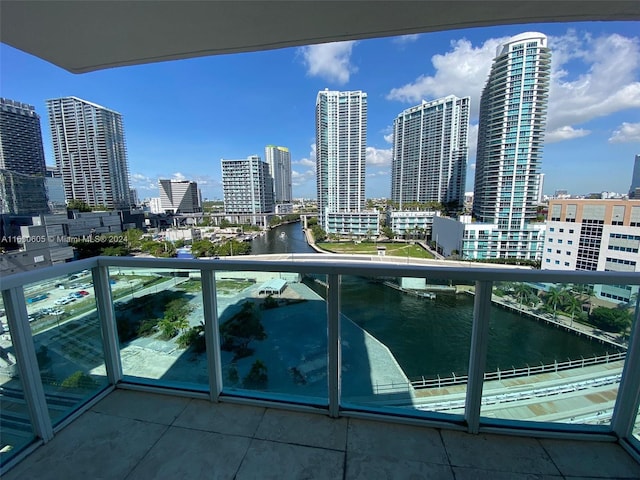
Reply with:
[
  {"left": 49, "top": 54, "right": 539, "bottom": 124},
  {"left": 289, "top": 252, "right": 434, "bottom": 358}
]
[
  {"left": 243, "top": 359, "right": 268, "bottom": 389},
  {"left": 269, "top": 215, "right": 282, "bottom": 227},
  {"left": 67, "top": 199, "right": 92, "bottom": 212},
  {"left": 191, "top": 239, "right": 216, "bottom": 258},
  {"left": 124, "top": 228, "right": 144, "bottom": 250},
  {"left": 381, "top": 226, "right": 394, "bottom": 240},
  {"left": 589, "top": 307, "right": 632, "bottom": 333}
]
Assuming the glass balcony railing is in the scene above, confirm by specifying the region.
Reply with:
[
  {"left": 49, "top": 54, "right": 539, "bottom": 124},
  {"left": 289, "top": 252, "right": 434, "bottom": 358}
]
[{"left": 0, "top": 255, "right": 639, "bottom": 470}]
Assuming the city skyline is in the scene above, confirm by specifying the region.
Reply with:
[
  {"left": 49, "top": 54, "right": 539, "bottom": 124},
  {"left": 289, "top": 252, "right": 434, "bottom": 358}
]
[{"left": 1, "top": 22, "right": 638, "bottom": 200}]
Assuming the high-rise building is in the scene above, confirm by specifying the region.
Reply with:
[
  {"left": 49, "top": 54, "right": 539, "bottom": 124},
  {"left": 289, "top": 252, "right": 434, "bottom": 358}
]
[
  {"left": 629, "top": 154, "right": 640, "bottom": 199},
  {"left": 159, "top": 179, "right": 202, "bottom": 214},
  {"left": 473, "top": 32, "right": 551, "bottom": 229},
  {"left": 221, "top": 155, "right": 274, "bottom": 225},
  {"left": 0, "top": 98, "right": 49, "bottom": 214},
  {"left": 265, "top": 145, "right": 292, "bottom": 204},
  {"left": 46, "top": 96, "right": 132, "bottom": 210},
  {"left": 391, "top": 95, "right": 470, "bottom": 209},
  {"left": 315, "top": 90, "right": 367, "bottom": 230}
]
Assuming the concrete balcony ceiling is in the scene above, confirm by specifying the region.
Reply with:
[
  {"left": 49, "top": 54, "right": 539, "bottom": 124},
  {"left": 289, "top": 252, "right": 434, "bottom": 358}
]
[{"left": 0, "top": 1, "right": 638, "bottom": 74}]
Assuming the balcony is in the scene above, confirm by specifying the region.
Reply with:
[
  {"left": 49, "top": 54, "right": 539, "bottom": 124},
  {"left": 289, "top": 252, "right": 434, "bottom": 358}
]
[{"left": 1, "top": 255, "right": 639, "bottom": 477}]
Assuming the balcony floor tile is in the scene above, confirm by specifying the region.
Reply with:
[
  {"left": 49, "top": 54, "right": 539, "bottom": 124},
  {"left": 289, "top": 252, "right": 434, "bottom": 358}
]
[
  {"left": 346, "top": 451, "right": 455, "bottom": 479},
  {"left": 235, "top": 439, "right": 344, "bottom": 480},
  {"left": 4, "top": 390, "right": 639, "bottom": 480},
  {"left": 91, "top": 389, "right": 190, "bottom": 425},
  {"left": 347, "top": 418, "right": 450, "bottom": 465},
  {"left": 3, "top": 410, "right": 167, "bottom": 480},
  {"left": 173, "top": 397, "right": 265, "bottom": 437},
  {"left": 127, "top": 425, "right": 251, "bottom": 479},
  {"left": 254, "top": 408, "right": 348, "bottom": 450},
  {"left": 441, "top": 429, "right": 560, "bottom": 475},
  {"left": 540, "top": 438, "right": 640, "bottom": 478}
]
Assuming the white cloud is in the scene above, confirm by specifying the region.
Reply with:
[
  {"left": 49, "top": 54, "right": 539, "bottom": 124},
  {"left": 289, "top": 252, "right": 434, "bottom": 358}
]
[
  {"left": 392, "top": 34, "right": 421, "bottom": 45},
  {"left": 609, "top": 122, "right": 640, "bottom": 143},
  {"left": 291, "top": 144, "right": 317, "bottom": 188},
  {"left": 366, "top": 146, "right": 392, "bottom": 166},
  {"left": 298, "top": 41, "right": 357, "bottom": 85},
  {"left": 467, "top": 123, "right": 479, "bottom": 161},
  {"left": 386, "top": 36, "right": 508, "bottom": 115},
  {"left": 547, "top": 32, "right": 640, "bottom": 134},
  {"left": 546, "top": 126, "right": 591, "bottom": 144},
  {"left": 171, "top": 172, "right": 187, "bottom": 181},
  {"left": 387, "top": 31, "right": 640, "bottom": 145},
  {"left": 294, "top": 158, "right": 315, "bottom": 168},
  {"left": 383, "top": 132, "right": 394, "bottom": 144}
]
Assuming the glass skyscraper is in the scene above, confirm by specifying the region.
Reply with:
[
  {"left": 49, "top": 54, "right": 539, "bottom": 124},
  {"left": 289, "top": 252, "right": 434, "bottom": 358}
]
[
  {"left": 391, "top": 95, "right": 470, "bottom": 209},
  {"left": 46, "top": 97, "right": 132, "bottom": 210},
  {"left": 265, "top": 145, "right": 292, "bottom": 204},
  {"left": 315, "top": 90, "right": 367, "bottom": 230},
  {"left": 0, "top": 98, "right": 49, "bottom": 214},
  {"left": 473, "top": 32, "right": 551, "bottom": 230}
]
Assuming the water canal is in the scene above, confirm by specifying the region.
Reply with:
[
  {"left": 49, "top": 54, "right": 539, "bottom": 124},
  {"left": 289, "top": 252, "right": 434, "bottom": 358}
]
[{"left": 252, "top": 222, "right": 621, "bottom": 379}]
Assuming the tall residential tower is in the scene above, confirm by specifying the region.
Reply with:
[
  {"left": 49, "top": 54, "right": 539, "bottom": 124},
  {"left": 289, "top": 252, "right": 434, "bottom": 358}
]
[
  {"left": 391, "top": 95, "right": 470, "bottom": 209},
  {"left": 315, "top": 90, "right": 367, "bottom": 231},
  {"left": 46, "top": 96, "right": 132, "bottom": 210},
  {"left": 0, "top": 98, "right": 49, "bottom": 214},
  {"left": 473, "top": 32, "right": 551, "bottom": 229},
  {"left": 265, "top": 145, "right": 292, "bottom": 204}
]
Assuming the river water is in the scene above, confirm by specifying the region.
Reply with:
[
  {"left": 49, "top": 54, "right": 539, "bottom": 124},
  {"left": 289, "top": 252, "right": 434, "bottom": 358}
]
[{"left": 252, "top": 222, "right": 620, "bottom": 379}]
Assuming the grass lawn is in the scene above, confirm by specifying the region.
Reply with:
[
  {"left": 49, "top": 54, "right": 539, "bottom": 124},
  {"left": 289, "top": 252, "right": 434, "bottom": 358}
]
[{"left": 317, "top": 241, "right": 434, "bottom": 259}]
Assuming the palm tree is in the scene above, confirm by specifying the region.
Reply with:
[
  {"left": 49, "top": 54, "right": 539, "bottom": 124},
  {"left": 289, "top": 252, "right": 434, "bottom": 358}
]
[
  {"left": 563, "top": 295, "right": 582, "bottom": 327},
  {"left": 513, "top": 283, "right": 533, "bottom": 308},
  {"left": 545, "top": 286, "right": 567, "bottom": 320}
]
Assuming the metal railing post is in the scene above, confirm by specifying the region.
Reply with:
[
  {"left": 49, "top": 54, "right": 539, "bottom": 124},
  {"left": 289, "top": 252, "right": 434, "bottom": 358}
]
[
  {"left": 2, "top": 287, "right": 53, "bottom": 442},
  {"left": 465, "top": 280, "right": 493, "bottom": 434},
  {"left": 202, "top": 270, "right": 223, "bottom": 401},
  {"left": 611, "top": 296, "right": 640, "bottom": 439},
  {"left": 327, "top": 274, "right": 341, "bottom": 418},
  {"left": 92, "top": 265, "right": 122, "bottom": 385}
]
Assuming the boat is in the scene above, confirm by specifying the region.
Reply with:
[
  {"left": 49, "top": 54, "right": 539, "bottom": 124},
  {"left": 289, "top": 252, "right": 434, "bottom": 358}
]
[{"left": 279, "top": 232, "right": 287, "bottom": 240}]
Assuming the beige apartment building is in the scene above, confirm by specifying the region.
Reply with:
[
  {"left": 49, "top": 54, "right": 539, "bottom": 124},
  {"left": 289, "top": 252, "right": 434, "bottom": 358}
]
[{"left": 542, "top": 199, "right": 640, "bottom": 304}]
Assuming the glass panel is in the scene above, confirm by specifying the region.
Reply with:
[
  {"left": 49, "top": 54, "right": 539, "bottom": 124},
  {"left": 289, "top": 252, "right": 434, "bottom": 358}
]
[
  {"left": 113, "top": 267, "right": 208, "bottom": 389},
  {"left": 0, "top": 296, "right": 36, "bottom": 463},
  {"left": 25, "top": 269, "right": 109, "bottom": 426},
  {"left": 339, "top": 274, "right": 471, "bottom": 417},
  {"left": 218, "top": 270, "right": 328, "bottom": 404},
  {"left": 481, "top": 282, "right": 627, "bottom": 425}
]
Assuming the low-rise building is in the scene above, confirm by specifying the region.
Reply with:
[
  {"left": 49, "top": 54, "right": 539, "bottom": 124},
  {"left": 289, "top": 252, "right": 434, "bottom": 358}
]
[{"left": 542, "top": 198, "right": 640, "bottom": 304}]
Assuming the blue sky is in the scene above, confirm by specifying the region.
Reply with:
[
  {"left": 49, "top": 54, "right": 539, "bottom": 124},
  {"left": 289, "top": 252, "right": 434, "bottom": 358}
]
[{"left": 1, "top": 21, "right": 639, "bottom": 201}]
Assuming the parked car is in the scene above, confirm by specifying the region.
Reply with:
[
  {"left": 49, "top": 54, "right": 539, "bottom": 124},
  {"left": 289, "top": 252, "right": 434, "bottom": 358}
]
[{"left": 78, "top": 290, "right": 90, "bottom": 296}]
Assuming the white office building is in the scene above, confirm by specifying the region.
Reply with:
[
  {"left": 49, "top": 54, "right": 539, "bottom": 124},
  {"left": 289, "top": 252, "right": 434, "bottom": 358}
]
[
  {"left": 46, "top": 96, "right": 132, "bottom": 210},
  {"left": 542, "top": 199, "right": 640, "bottom": 304},
  {"left": 391, "top": 95, "right": 470, "bottom": 208}
]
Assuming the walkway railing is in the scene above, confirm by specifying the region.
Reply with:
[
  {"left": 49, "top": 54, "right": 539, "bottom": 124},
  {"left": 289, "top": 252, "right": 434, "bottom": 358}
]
[
  {"left": 405, "top": 351, "right": 628, "bottom": 389},
  {"left": 1, "top": 254, "right": 639, "bottom": 472}
]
